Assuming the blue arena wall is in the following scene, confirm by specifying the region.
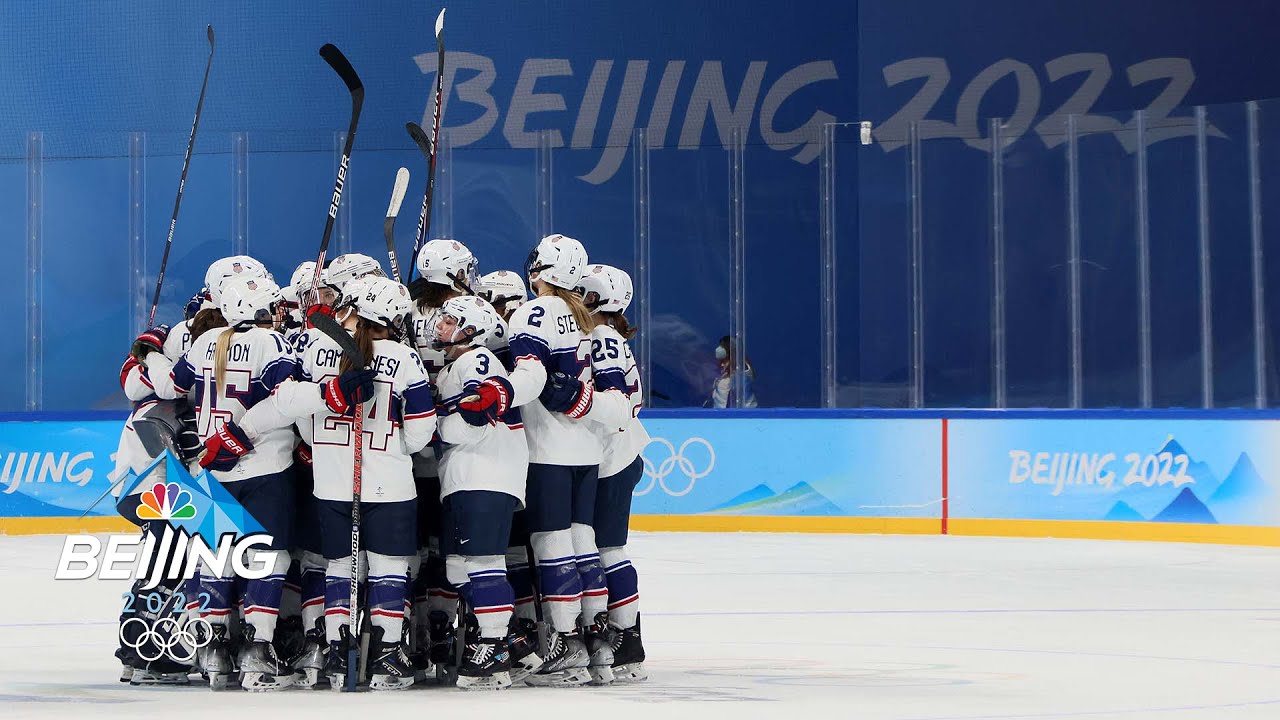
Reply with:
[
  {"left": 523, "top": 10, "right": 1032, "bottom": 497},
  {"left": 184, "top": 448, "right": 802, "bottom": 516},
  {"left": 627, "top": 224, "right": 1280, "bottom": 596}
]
[
  {"left": 3, "top": 409, "right": 1279, "bottom": 546},
  {"left": 3, "top": 1, "right": 1280, "bottom": 411}
]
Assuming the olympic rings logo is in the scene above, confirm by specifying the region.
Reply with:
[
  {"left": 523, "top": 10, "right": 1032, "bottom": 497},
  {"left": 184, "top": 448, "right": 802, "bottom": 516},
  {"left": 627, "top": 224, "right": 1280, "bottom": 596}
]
[
  {"left": 635, "top": 437, "right": 715, "bottom": 497},
  {"left": 119, "top": 615, "right": 212, "bottom": 664}
]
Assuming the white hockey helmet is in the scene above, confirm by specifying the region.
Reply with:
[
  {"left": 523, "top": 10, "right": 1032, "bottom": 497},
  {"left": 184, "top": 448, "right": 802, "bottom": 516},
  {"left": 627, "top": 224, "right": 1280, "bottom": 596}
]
[
  {"left": 341, "top": 276, "right": 414, "bottom": 332},
  {"left": 416, "top": 239, "right": 478, "bottom": 292},
  {"left": 438, "top": 295, "right": 501, "bottom": 348},
  {"left": 284, "top": 261, "right": 321, "bottom": 303},
  {"left": 525, "top": 234, "right": 587, "bottom": 290},
  {"left": 576, "top": 264, "right": 634, "bottom": 314},
  {"left": 327, "top": 253, "right": 386, "bottom": 292},
  {"left": 219, "top": 276, "right": 283, "bottom": 325},
  {"left": 478, "top": 270, "right": 528, "bottom": 311},
  {"left": 205, "top": 256, "right": 269, "bottom": 305}
]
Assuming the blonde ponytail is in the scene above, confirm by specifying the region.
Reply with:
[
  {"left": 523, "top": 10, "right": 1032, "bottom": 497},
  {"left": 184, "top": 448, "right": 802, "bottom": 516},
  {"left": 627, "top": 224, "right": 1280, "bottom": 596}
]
[
  {"left": 550, "top": 285, "right": 594, "bottom": 337},
  {"left": 213, "top": 327, "right": 237, "bottom": 390}
]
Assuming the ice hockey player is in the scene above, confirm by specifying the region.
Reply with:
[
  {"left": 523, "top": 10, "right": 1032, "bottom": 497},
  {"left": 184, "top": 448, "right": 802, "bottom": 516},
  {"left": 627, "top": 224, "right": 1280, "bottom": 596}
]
[
  {"left": 151, "top": 274, "right": 299, "bottom": 691},
  {"left": 236, "top": 275, "right": 436, "bottom": 691},
  {"left": 457, "top": 234, "right": 616, "bottom": 686},
  {"left": 404, "top": 238, "right": 478, "bottom": 679},
  {"left": 432, "top": 295, "right": 537, "bottom": 689},
  {"left": 576, "top": 264, "right": 649, "bottom": 682}
]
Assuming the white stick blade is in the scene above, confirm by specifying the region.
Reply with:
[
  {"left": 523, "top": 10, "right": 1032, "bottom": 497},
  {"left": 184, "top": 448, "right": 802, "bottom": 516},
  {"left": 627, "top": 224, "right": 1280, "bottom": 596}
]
[
  {"left": 435, "top": 8, "right": 445, "bottom": 37},
  {"left": 387, "top": 167, "right": 411, "bottom": 218}
]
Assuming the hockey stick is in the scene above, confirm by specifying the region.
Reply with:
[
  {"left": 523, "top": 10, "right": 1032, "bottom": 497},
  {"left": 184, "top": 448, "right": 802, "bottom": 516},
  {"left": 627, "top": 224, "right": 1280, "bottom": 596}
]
[
  {"left": 384, "top": 167, "right": 411, "bottom": 283},
  {"left": 406, "top": 8, "right": 447, "bottom": 282},
  {"left": 310, "top": 43, "right": 364, "bottom": 692},
  {"left": 308, "top": 310, "right": 366, "bottom": 692},
  {"left": 146, "top": 25, "right": 215, "bottom": 328},
  {"left": 309, "top": 44, "right": 365, "bottom": 310}
]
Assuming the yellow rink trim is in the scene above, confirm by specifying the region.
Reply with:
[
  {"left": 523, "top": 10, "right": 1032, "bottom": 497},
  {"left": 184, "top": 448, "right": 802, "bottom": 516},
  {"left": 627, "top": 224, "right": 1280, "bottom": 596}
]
[
  {"left": 630, "top": 514, "right": 940, "bottom": 535},
  {"left": 0, "top": 516, "right": 137, "bottom": 536},
  {"left": 5, "top": 514, "right": 1279, "bottom": 547},
  {"left": 949, "top": 518, "right": 1280, "bottom": 547}
]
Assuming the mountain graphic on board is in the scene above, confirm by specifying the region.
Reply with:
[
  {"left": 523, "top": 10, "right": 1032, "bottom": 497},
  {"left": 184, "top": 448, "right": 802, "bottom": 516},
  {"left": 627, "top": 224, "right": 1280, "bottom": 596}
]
[
  {"left": 1209, "top": 454, "right": 1266, "bottom": 504},
  {"left": 1103, "top": 501, "right": 1146, "bottom": 522},
  {"left": 711, "top": 484, "right": 775, "bottom": 511},
  {"left": 1152, "top": 487, "right": 1217, "bottom": 524},
  {"left": 1158, "top": 437, "right": 1220, "bottom": 496},
  {"left": 711, "top": 481, "right": 843, "bottom": 516}
]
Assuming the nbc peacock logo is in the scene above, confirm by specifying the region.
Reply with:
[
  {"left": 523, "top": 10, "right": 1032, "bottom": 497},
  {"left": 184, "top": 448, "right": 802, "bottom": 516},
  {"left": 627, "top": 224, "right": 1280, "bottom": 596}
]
[{"left": 136, "top": 482, "right": 197, "bottom": 521}]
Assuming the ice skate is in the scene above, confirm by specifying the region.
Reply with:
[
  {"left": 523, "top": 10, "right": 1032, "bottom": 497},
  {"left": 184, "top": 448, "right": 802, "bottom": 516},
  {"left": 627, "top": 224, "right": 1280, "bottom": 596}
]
[
  {"left": 367, "top": 626, "right": 415, "bottom": 691},
  {"left": 506, "top": 618, "right": 543, "bottom": 684},
  {"left": 456, "top": 628, "right": 512, "bottom": 691},
  {"left": 199, "top": 624, "right": 235, "bottom": 691},
  {"left": 428, "top": 610, "right": 457, "bottom": 685},
  {"left": 610, "top": 616, "right": 647, "bottom": 682},
  {"left": 583, "top": 612, "right": 615, "bottom": 686},
  {"left": 524, "top": 627, "right": 590, "bottom": 687},
  {"left": 238, "top": 637, "right": 296, "bottom": 692},
  {"left": 289, "top": 619, "right": 329, "bottom": 689},
  {"left": 324, "top": 626, "right": 354, "bottom": 692}
]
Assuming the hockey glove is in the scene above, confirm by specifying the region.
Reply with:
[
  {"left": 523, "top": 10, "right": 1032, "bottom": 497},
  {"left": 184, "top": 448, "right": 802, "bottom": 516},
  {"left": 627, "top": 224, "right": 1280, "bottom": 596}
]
[
  {"left": 457, "top": 376, "right": 513, "bottom": 427},
  {"left": 130, "top": 324, "right": 171, "bottom": 361},
  {"left": 540, "top": 372, "right": 594, "bottom": 419},
  {"left": 199, "top": 422, "right": 254, "bottom": 472},
  {"left": 294, "top": 442, "right": 313, "bottom": 466},
  {"left": 322, "top": 368, "right": 378, "bottom": 415},
  {"left": 305, "top": 303, "right": 335, "bottom": 328},
  {"left": 176, "top": 406, "right": 203, "bottom": 463}
]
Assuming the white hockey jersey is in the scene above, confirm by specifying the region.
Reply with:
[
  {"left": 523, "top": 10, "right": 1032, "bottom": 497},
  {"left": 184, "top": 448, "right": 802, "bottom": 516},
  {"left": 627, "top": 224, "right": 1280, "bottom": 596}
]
[
  {"left": 587, "top": 325, "right": 650, "bottom": 478},
  {"left": 506, "top": 295, "right": 602, "bottom": 466},
  {"left": 155, "top": 326, "right": 299, "bottom": 482},
  {"left": 436, "top": 347, "right": 527, "bottom": 505},
  {"left": 244, "top": 330, "right": 437, "bottom": 504}
]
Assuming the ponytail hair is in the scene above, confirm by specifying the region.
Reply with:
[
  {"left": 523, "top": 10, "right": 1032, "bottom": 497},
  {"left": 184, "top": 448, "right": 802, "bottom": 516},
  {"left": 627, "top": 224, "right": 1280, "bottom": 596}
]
[
  {"left": 339, "top": 318, "right": 379, "bottom": 375},
  {"left": 190, "top": 307, "right": 227, "bottom": 340},
  {"left": 548, "top": 285, "right": 594, "bottom": 337},
  {"left": 213, "top": 327, "right": 238, "bottom": 390},
  {"left": 604, "top": 311, "right": 637, "bottom": 340}
]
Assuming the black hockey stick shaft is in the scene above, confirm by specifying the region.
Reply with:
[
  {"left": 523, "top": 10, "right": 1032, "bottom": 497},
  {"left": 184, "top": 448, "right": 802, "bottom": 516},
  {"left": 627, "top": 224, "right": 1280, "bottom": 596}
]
[
  {"left": 310, "top": 44, "right": 364, "bottom": 692},
  {"left": 147, "top": 25, "right": 215, "bottom": 328},
  {"left": 407, "top": 8, "right": 446, "bottom": 282},
  {"left": 310, "top": 44, "right": 365, "bottom": 310}
]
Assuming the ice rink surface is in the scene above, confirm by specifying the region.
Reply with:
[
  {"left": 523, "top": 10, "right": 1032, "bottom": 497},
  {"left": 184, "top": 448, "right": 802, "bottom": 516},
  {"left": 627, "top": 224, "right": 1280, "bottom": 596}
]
[{"left": 1, "top": 531, "right": 1278, "bottom": 719}]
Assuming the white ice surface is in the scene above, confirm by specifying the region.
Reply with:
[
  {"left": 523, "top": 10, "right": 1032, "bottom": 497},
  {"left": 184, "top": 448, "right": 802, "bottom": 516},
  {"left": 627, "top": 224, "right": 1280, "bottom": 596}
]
[{"left": 1, "top": 532, "right": 1279, "bottom": 719}]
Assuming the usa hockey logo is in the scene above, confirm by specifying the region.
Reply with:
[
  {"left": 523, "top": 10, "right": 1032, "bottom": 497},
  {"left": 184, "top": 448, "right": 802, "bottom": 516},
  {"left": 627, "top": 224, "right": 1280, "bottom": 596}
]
[{"left": 136, "top": 481, "right": 197, "bottom": 521}]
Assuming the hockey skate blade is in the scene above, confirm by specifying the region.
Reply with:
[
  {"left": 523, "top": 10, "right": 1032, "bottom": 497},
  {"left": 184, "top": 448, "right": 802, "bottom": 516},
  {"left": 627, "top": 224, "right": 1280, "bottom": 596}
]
[
  {"left": 129, "top": 669, "right": 191, "bottom": 686},
  {"left": 241, "top": 671, "right": 297, "bottom": 692},
  {"left": 524, "top": 667, "right": 591, "bottom": 687},
  {"left": 207, "top": 673, "right": 232, "bottom": 691},
  {"left": 327, "top": 674, "right": 358, "bottom": 692},
  {"left": 369, "top": 674, "right": 415, "bottom": 691},
  {"left": 508, "top": 653, "right": 544, "bottom": 685},
  {"left": 587, "top": 664, "right": 615, "bottom": 686},
  {"left": 456, "top": 670, "right": 512, "bottom": 691},
  {"left": 611, "top": 661, "right": 648, "bottom": 683},
  {"left": 293, "top": 667, "right": 328, "bottom": 689}
]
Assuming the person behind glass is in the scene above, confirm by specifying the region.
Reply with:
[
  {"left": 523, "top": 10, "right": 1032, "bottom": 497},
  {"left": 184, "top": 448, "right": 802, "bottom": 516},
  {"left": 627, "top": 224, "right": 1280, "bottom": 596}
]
[
  {"left": 708, "top": 335, "right": 757, "bottom": 408},
  {"left": 575, "top": 264, "right": 650, "bottom": 682},
  {"left": 431, "top": 295, "right": 532, "bottom": 689},
  {"left": 149, "top": 274, "right": 299, "bottom": 691},
  {"left": 457, "top": 233, "right": 614, "bottom": 687}
]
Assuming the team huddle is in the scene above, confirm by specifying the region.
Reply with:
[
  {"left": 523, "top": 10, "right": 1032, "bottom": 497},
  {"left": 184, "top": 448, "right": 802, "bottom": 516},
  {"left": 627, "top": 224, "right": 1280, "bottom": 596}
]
[{"left": 113, "top": 233, "right": 648, "bottom": 692}]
